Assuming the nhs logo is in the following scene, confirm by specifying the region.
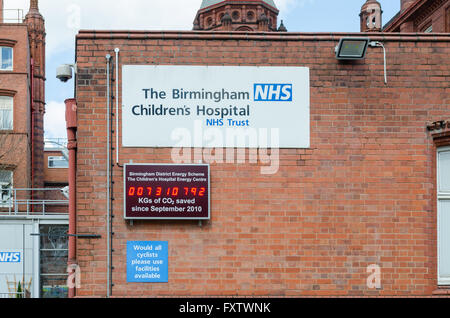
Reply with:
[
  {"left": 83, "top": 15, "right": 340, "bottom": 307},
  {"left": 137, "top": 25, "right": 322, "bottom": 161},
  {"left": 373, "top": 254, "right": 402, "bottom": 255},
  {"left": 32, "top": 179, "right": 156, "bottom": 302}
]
[
  {"left": 0, "top": 252, "right": 21, "bottom": 263},
  {"left": 254, "top": 84, "right": 293, "bottom": 102}
]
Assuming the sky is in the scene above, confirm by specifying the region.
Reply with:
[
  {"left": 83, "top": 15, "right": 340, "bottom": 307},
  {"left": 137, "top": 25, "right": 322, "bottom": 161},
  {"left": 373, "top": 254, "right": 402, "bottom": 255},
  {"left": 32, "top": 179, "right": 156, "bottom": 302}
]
[{"left": 4, "top": 0, "right": 401, "bottom": 139}]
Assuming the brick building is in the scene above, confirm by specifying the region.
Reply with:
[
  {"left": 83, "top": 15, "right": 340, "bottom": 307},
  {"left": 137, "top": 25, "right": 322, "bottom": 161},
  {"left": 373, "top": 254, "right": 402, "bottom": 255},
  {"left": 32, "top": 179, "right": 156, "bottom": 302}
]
[
  {"left": 193, "top": 0, "right": 287, "bottom": 32},
  {"left": 0, "top": 0, "right": 48, "bottom": 201},
  {"left": 0, "top": 0, "right": 69, "bottom": 299},
  {"left": 67, "top": 0, "right": 450, "bottom": 297},
  {"left": 384, "top": 0, "right": 450, "bottom": 32}
]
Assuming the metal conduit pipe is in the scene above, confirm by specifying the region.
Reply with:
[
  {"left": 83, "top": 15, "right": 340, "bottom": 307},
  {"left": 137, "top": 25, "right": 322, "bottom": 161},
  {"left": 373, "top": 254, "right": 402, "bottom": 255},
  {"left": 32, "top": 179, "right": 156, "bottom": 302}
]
[
  {"left": 114, "top": 48, "right": 120, "bottom": 165},
  {"left": 105, "top": 54, "right": 112, "bottom": 298}
]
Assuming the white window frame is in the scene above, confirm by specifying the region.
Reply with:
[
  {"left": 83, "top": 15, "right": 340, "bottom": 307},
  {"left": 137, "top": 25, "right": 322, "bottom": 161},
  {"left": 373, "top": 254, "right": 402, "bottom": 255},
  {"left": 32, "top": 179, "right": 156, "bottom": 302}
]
[
  {"left": 0, "top": 96, "right": 13, "bottom": 130},
  {"left": 48, "top": 156, "right": 69, "bottom": 169},
  {"left": 0, "top": 46, "right": 13, "bottom": 71},
  {"left": 438, "top": 146, "right": 450, "bottom": 285},
  {"left": 0, "top": 170, "right": 13, "bottom": 208}
]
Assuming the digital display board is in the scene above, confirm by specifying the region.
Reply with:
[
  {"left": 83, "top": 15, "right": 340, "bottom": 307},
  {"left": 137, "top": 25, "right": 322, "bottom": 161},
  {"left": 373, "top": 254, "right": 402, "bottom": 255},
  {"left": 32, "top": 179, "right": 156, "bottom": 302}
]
[{"left": 124, "top": 164, "right": 210, "bottom": 220}]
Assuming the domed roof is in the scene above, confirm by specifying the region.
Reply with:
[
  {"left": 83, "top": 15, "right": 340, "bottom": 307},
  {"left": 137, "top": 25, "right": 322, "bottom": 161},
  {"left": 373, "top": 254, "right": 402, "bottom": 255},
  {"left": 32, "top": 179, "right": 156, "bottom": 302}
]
[{"left": 200, "top": 0, "right": 277, "bottom": 10}]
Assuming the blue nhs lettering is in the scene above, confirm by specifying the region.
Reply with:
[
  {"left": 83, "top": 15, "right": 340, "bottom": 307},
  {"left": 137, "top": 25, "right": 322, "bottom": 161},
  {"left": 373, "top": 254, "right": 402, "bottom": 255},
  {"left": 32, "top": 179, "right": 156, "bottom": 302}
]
[
  {"left": 254, "top": 84, "right": 292, "bottom": 101},
  {"left": 0, "top": 252, "right": 21, "bottom": 263}
]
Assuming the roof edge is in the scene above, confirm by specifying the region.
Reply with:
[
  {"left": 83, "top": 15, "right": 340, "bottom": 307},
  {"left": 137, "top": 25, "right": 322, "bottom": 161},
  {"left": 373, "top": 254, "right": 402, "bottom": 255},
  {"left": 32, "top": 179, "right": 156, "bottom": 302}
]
[
  {"left": 76, "top": 30, "right": 450, "bottom": 42},
  {"left": 383, "top": 0, "right": 427, "bottom": 32}
]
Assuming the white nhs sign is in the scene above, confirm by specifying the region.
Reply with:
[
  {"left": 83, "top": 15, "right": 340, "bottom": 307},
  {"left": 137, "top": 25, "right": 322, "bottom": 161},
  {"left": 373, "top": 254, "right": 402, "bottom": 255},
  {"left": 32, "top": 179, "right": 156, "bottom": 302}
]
[
  {"left": 254, "top": 84, "right": 293, "bottom": 101},
  {"left": 123, "top": 65, "right": 310, "bottom": 148}
]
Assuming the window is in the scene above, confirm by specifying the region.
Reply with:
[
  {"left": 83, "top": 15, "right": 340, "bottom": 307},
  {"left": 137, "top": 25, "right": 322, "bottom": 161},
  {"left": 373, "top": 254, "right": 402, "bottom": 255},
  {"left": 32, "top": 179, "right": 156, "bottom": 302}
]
[
  {"left": 0, "top": 170, "right": 13, "bottom": 208},
  {"left": 438, "top": 147, "right": 450, "bottom": 285},
  {"left": 422, "top": 21, "right": 433, "bottom": 33},
  {"left": 0, "top": 96, "right": 13, "bottom": 130},
  {"left": 0, "top": 47, "right": 13, "bottom": 71},
  {"left": 424, "top": 25, "right": 433, "bottom": 33},
  {"left": 48, "top": 156, "right": 69, "bottom": 169},
  {"left": 39, "top": 224, "right": 69, "bottom": 298}
]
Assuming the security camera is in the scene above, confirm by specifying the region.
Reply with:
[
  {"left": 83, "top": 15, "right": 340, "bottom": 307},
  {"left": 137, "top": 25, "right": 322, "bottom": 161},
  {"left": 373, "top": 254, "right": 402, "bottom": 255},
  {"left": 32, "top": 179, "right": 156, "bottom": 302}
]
[
  {"left": 60, "top": 186, "right": 69, "bottom": 199},
  {"left": 56, "top": 64, "right": 77, "bottom": 83}
]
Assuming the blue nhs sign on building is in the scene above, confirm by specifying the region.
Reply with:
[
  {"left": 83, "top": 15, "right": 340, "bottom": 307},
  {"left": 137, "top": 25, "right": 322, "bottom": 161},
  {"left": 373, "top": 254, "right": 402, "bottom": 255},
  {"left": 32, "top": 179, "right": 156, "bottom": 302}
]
[{"left": 254, "top": 84, "right": 293, "bottom": 102}]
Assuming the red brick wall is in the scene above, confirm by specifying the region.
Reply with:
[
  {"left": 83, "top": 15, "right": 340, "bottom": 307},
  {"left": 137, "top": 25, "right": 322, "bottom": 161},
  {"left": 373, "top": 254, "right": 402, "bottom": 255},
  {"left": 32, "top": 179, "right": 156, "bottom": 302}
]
[
  {"left": 75, "top": 32, "right": 450, "bottom": 297},
  {"left": 0, "top": 24, "right": 31, "bottom": 193}
]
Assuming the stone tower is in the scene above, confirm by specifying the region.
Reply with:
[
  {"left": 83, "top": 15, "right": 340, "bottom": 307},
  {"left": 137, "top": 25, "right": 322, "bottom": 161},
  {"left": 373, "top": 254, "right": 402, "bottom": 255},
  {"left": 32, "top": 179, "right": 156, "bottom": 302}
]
[
  {"left": 360, "top": 0, "right": 383, "bottom": 32},
  {"left": 193, "top": 0, "right": 287, "bottom": 32},
  {"left": 24, "top": 0, "right": 46, "bottom": 190}
]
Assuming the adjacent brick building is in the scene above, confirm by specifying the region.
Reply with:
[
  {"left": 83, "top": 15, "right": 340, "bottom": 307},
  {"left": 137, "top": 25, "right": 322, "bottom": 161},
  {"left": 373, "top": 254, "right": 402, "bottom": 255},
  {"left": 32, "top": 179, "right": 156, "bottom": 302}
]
[
  {"left": 0, "top": 20, "right": 31, "bottom": 197},
  {"left": 0, "top": 0, "right": 69, "bottom": 299},
  {"left": 72, "top": 11, "right": 450, "bottom": 297},
  {"left": 384, "top": 0, "right": 450, "bottom": 32},
  {"left": 193, "top": 0, "right": 287, "bottom": 32},
  {"left": 0, "top": 0, "right": 46, "bottom": 200}
]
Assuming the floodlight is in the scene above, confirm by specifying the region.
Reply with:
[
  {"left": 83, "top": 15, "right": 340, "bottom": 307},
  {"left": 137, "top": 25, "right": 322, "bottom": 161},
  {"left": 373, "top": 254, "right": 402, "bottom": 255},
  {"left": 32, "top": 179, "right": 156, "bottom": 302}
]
[{"left": 335, "top": 38, "right": 370, "bottom": 60}]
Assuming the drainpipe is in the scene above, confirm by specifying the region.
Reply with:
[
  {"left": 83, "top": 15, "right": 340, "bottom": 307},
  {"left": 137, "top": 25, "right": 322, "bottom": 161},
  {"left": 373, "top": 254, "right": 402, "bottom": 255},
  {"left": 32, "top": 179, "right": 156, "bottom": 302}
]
[{"left": 65, "top": 98, "right": 78, "bottom": 298}]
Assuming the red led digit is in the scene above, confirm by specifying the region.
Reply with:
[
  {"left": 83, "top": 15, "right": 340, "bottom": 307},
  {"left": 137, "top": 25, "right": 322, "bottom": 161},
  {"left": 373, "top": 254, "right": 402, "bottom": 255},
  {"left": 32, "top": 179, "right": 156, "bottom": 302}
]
[
  {"left": 184, "top": 187, "right": 189, "bottom": 196},
  {"left": 147, "top": 187, "right": 152, "bottom": 196},
  {"left": 128, "top": 187, "right": 135, "bottom": 196},
  {"left": 199, "top": 187, "right": 205, "bottom": 197},
  {"left": 191, "top": 187, "right": 197, "bottom": 196},
  {"left": 137, "top": 187, "right": 144, "bottom": 196},
  {"left": 156, "top": 187, "right": 162, "bottom": 196},
  {"left": 172, "top": 187, "right": 179, "bottom": 197}
]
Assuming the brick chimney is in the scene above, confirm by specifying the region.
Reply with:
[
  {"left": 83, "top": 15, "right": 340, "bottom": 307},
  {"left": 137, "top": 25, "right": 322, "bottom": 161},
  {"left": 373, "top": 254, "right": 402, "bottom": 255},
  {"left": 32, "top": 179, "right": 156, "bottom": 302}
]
[
  {"left": 401, "top": 0, "right": 416, "bottom": 13},
  {"left": 400, "top": 0, "right": 415, "bottom": 31},
  {"left": 0, "top": 0, "right": 4, "bottom": 23},
  {"left": 25, "top": 0, "right": 46, "bottom": 191}
]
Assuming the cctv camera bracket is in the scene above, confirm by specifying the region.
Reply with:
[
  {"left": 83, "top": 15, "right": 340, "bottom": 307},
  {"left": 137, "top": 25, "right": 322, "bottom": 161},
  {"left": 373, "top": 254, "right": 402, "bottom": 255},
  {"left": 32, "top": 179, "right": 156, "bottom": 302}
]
[{"left": 66, "top": 63, "right": 77, "bottom": 74}]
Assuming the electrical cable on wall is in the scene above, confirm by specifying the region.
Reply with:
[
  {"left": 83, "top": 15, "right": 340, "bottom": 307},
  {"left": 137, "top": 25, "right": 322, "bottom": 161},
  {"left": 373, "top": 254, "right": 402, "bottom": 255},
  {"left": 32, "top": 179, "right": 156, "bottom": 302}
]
[{"left": 369, "top": 41, "right": 388, "bottom": 84}]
